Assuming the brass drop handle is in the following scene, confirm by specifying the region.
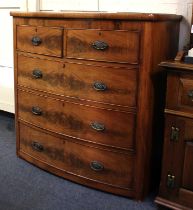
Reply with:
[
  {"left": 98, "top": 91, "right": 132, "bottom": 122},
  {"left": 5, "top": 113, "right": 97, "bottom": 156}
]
[
  {"left": 32, "top": 69, "right": 43, "bottom": 79},
  {"left": 167, "top": 174, "right": 175, "bottom": 189},
  {"left": 92, "top": 40, "right": 108, "bottom": 51},
  {"left": 31, "top": 141, "right": 44, "bottom": 152},
  {"left": 93, "top": 81, "right": 107, "bottom": 91},
  {"left": 31, "top": 106, "right": 42, "bottom": 116},
  {"left": 187, "top": 90, "right": 193, "bottom": 100},
  {"left": 31, "top": 36, "right": 42, "bottom": 46},
  {"left": 90, "top": 161, "right": 104, "bottom": 171},
  {"left": 90, "top": 122, "right": 105, "bottom": 132},
  {"left": 170, "top": 127, "right": 179, "bottom": 142}
]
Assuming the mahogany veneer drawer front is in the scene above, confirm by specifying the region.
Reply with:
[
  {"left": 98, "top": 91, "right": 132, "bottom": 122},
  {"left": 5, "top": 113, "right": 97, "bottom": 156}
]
[
  {"left": 18, "top": 89, "right": 136, "bottom": 150},
  {"left": 20, "top": 123, "right": 134, "bottom": 189},
  {"left": 66, "top": 29, "right": 140, "bottom": 63},
  {"left": 17, "top": 54, "right": 138, "bottom": 107},
  {"left": 16, "top": 25, "right": 63, "bottom": 57},
  {"left": 11, "top": 11, "right": 181, "bottom": 199}
]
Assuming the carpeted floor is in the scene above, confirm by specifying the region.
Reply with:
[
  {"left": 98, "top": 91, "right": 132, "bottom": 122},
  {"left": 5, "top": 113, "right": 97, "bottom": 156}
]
[{"left": 0, "top": 111, "right": 164, "bottom": 210}]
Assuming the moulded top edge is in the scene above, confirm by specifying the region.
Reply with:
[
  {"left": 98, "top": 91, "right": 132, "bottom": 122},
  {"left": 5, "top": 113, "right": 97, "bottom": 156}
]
[{"left": 10, "top": 11, "right": 182, "bottom": 22}]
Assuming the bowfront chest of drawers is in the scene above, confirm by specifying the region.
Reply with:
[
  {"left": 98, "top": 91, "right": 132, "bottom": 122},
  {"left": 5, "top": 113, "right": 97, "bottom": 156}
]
[
  {"left": 11, "top": 11, "right": 181, "bottom": 200},
  {"left": 155, "top": 61, "right": 193, "bottom": 209}
]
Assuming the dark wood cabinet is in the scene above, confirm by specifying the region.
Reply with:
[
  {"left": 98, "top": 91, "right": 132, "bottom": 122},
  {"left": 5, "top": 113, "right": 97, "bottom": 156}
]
[
  {"left": 155, "top": 61, "right": 193, "bottom": 210},
  {"left": 11, "top": 11, "right": 181, "bottom": 200}
]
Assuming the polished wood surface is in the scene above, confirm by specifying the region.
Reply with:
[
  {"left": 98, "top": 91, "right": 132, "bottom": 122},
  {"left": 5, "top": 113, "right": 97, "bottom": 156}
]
[
  {"left": 155, "top": 61, "right": 193, "bottom": 209},
  {"left": 18, "top": 89, "right": 136, "bottom": 150},
  {"left": 10, "top": 11, "right": 182, "bottom": 21},
  {"left": 20, "top": 123, "right": 134, "bottom": 189},
  {"left": 17, "top": 25, "right": 63, "bottom": 57},
  {"left": 12, "top": 11, "right": 181, "bottom": 200},
  {"left": 66, "top": 29, "right": 140, "bottom": 63},
  {"left": 17, "top": 54, "right": 138, "bottom": 108}
]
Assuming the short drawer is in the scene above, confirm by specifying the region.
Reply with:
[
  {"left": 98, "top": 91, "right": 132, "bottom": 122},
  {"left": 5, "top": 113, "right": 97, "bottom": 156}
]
[
  {"left": 179, "top": 77, "right": 193, "bottom": 107},
  {"left": 17, "top": 54, "right": 137, "bottom": 108},
  {"left": 18, "top": 90, "right": 136, "bottom": 150},
  {"left": 16, "top": 25, "right": 63, "bottom": 57},
  {"left": 166, "top": 73, "right": 193, "bottom": 113},
  {"left": 66, "top": 29, "right": 140, "bottom": 64},
  {"left": 19, "top": 123, "right": 134, "bottom": 189}
]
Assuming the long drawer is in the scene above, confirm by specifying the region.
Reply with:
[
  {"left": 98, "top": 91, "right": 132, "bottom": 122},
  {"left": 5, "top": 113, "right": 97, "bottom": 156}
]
[
  {"left": 17, "top": 54, "right": 137, "bottom": 108},
  {"left": 16, "top": 25, "right": 63, "bottom": 57},
  {"left": 18, "top": 89, "right": 136, "bottom": 150},
  {"left": 66, "top": 29, "right": 140, "bottom": 64},
  {"left": 19, "top": 123, "right": 134, "bottom": 189}
]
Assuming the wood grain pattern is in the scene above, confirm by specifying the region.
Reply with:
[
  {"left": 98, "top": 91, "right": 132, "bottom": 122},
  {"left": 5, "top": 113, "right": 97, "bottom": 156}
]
[
  {"left": 10, "top": 11, "right": 182, "bottom": 21},
  {"left": 17, "top": 54, "right": 138, "bottom": 108},
  {"left": 12, "top": 12, "right": 181, "bottom": 200},
  {"left": 19, "top": 122, "right": 134, "bottom": 189},
  {"left": 17, "top": 25, "right": 63, "bottom": 57},
  {"left": 66, "top": 29, "right": 140, "bottom": 64},
  {"left": 18, "top": 89, "right": 136, "bottom": 150}
]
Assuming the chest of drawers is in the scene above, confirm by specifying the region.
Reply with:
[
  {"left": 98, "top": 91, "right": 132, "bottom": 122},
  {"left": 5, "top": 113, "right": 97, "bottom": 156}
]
[
  {"left": 155, "top": 61, "right": 193, "bottom": 209},
  {"left": 11, "top": 11, "right": 181, "bottom": 200}
]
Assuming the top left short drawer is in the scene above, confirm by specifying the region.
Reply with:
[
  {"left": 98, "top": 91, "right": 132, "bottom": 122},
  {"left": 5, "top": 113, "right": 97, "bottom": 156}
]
[{"left": 16, "top": 25, "right": 63, "bottom": 57}]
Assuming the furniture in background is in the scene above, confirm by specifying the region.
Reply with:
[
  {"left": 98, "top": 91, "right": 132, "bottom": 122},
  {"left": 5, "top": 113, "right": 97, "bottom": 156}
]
[
  {"left": 11, "top": 11, "right": 181, "bottom": 200},
  {"left": 155, "top": 61, "right": 193, "bottom": 209}
]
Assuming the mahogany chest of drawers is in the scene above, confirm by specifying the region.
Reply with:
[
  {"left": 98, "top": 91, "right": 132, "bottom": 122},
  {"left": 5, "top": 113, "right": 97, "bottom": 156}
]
[
  {"left": 11, "top": 11, "right": 181, "bottom": 200},
  {"left": 155, "top": 61, "right": 193, "bottom": 209}
]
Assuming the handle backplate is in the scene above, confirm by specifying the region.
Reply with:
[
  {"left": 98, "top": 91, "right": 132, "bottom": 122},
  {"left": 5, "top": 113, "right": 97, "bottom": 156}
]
[
  {"left": 31, "top": 106, "right": 42, "bottom": 116},
  {"left": 92, "top": 40, "right": 108, "bottom": 51},
  {"left": 170, "top": 126, "right": 179, "bottom": 142},
  {"left": 31, "top": 141, "right": 44, "bottom": 152},
  {"left": 93, "top": 81, "right": 107, "bottom": 91},
  {"left": 32, "top": 69, "right": 43, "bottom": 79},
  {"left": 90, "top": 161, "right": 104, "bottom": 171},
  {"left": 90, "top": 122, "right": 105, "bottom": 132},
  {"left": 167, "top": 174, "right": 175, "bottom": 189},
  {"left": 31, "top": 36, "right": 42, "bottom": 46}
]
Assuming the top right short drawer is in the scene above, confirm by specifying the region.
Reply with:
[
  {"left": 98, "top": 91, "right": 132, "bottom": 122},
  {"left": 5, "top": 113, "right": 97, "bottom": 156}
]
[{"left": 66, "top": 29, "right": 140, "bottom": 64}]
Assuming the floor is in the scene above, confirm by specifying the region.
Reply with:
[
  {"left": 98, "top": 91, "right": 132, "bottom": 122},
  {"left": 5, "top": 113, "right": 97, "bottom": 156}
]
[{"left": 0, "top": 111, "right": 167, "bottom": 210}]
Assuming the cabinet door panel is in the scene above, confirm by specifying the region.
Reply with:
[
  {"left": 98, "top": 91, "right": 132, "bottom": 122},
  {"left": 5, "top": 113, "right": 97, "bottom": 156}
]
[{"left": 182, "top": 142, "right": 193, "bottom": 191}]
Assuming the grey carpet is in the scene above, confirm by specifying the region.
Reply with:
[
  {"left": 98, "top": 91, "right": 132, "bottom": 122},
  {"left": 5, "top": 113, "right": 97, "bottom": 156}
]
[{"left": 0, "top": 111, "right": 162, "bottom": 210}]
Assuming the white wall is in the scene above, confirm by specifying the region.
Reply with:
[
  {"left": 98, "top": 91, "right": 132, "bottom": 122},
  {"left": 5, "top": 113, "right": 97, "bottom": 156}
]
[{"left": 0, "top": 0, "right": 27, "bottom": 113}]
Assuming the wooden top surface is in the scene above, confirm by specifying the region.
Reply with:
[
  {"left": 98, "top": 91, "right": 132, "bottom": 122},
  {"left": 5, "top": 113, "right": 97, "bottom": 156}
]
[
  {"left": 10, "top": 11, "right": 182, "bottom": 21},
  {"left": 159, "top": 61, "right": 193, "bottom": 72}
]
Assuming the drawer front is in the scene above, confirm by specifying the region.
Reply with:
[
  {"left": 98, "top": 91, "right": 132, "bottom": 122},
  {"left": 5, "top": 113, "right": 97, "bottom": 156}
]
[
  {"left": 166, "top": 73, "right": 193, "bottom": 113},
  {"left": 17, "top": 54, "right": 137, "bottom": 107},
  {"left": 18, "top": 90, "right": 136, "bottom": 150},
  {"left": 67, "top": 29, "right": 140, "bottom": 63},
  {"left": 179, "top": 77, "right": 193, "bottom": 107},
  {"left": 16, "top": 25, "right": 63, "bottom": 57},
  {"left": 19, "top": 123, "right": 134, "bottom": 189}
]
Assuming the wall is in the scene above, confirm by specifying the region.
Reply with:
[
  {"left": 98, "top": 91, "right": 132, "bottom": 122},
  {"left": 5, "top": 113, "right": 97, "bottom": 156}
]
[{"left": 0, "top": 0, "right": 27, "bottom": 113}]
